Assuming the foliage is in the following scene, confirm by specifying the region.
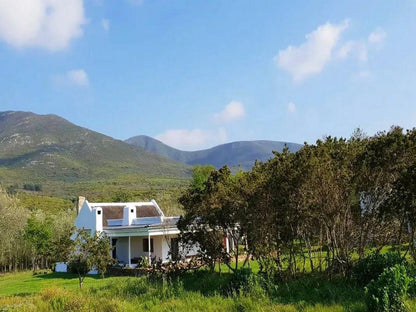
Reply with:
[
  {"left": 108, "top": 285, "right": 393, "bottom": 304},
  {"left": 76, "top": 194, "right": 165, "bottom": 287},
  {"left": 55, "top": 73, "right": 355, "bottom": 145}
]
[
  {"left": 23, "top": 183, "right": 42, "bottom": 191},
  {"left": 223, "top": 267, "right": 264, "bottom": 296},
  {"left": 178, "top": 166, "right": 249, "bottom": 272},
  {"left": 190, "top": 165, "right": 215, "bottom": 190},
  {"left": 365, "top": 264, "right": 410, "bottom": 312},
  {"left": 178, "top": 126, "right": 416, "bottom": 279},
  {"left": 24, "top": 213, "right": 53, "bottom": 270},
  {"left": 0, "top": 189, "right": 29, "bottom": 272},
  {"left": 68, "top": 230, "right": 115, "bottom": 288},
  {"left": 352, "top": 251, "right": 407, "bottom": 286}
]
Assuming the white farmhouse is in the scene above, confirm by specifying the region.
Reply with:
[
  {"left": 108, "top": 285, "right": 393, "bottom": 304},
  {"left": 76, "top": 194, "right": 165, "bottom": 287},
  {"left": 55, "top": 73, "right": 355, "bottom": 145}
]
[{"left": 74, "top": 196, "right": 197, "bottom": 267}]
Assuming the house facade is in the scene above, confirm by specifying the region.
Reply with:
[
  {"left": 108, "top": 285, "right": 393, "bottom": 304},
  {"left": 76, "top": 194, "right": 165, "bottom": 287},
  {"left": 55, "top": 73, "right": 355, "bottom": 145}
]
[{"left": 74, "top": 197, "right": 198, "bottom": 267}]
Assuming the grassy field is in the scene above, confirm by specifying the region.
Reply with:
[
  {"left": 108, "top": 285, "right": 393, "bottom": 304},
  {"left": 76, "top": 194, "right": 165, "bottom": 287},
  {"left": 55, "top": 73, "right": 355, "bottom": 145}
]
[
  {"left": 0, "top": 270, "right": 365, "bottom": 312},
  {"left": 2, "top": 269, "right": 416, "bottom": 311}
]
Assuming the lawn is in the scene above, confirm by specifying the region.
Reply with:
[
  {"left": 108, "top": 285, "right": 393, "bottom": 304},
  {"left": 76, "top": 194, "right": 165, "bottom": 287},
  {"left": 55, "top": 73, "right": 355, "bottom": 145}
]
[
  {"left": 1, "top": 270, "right": 415, "bottom": 311},
  {"left": 0, "top": 271, "right": 114, "bottom": 296},
  {"left": 0, "top": 270, "right": 365, "bottom": 311}
]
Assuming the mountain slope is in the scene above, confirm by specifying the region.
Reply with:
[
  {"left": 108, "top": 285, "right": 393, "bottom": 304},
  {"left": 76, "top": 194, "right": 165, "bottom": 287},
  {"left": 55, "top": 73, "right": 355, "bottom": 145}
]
[
  {"left": 126, "top": 135, "right": 302, "bottom": 169},
  {"left": 0, "top": 111, "right": 191, "bottom": 183}
]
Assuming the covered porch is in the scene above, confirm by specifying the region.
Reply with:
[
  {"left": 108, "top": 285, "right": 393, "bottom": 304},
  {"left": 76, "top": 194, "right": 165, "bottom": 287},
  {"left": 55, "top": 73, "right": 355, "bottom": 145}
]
[{"left": 106, "top": 227, "right": 180, "bottom": 267}]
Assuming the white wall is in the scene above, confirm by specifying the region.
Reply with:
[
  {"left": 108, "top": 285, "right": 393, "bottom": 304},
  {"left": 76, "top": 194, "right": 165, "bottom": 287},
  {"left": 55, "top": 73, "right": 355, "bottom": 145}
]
[
  {"left": 161, "top": 237, "right": 171, "bottom": 262},
  {"left": 74, "top": 201, "right": 102, "bottom": 234}
]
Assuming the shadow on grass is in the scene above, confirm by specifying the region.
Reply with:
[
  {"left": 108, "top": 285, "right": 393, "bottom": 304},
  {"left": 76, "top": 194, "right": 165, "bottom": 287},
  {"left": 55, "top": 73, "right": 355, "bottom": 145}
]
[
  {"left": 272, "top": 274, "right": 364, "bottom": 306},
  {"left": 178, "top": 270, "right": 365, "bottom": 309},
  {"left": 179, "top": 270, "right": 232, "bottom": 295},
  {"left": 34, "top": 272, "right": 101, "bottom": 280},
  {"left": 9, "top": 292, "right": 36, "bottom": 298}
]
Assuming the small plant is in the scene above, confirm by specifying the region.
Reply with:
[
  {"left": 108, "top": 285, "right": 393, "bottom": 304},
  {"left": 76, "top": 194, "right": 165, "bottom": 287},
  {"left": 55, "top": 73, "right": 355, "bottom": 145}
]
[
  {"left": 365, "top": 264, "right": 410, "bottom": 312},
  {"left": 352, "top": 251, "right": 405, "bottom": 286}
]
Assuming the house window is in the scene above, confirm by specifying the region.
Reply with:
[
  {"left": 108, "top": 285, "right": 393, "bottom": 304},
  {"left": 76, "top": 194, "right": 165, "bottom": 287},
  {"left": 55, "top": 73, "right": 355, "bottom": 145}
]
[{"left": 143, "top": 238, "right": 154, "bottom": 252}]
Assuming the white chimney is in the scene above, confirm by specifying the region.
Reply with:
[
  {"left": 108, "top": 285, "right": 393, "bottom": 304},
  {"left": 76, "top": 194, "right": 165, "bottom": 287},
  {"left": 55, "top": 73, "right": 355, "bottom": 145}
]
[
  {"left": 95, "top": 207, "right": 103, "bottom": 232},
  {"left": 122, "top": 205, "right": 136, "bottom": 226},
  {"left": 77, "top": 196, "right": 86, "bottom": 215}
]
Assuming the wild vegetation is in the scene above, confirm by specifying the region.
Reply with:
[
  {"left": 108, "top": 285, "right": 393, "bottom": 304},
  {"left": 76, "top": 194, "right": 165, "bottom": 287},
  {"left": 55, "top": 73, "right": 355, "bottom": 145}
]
[
  {"left": 2, "top": 126, "right": 416, "bottom": 311},
  {"left": 175, "top": 127, "right": 416, "bottom": 311},
  {"left": 179, "top": 127, "right": 416, "bottom": 277}
]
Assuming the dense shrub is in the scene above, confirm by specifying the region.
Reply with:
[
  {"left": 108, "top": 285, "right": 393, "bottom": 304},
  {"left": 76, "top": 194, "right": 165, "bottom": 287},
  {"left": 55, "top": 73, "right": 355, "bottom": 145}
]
[
  {"left": 99, "top": 277, "right": 150, "bottom": 298},
  {"left": 352, "top": 252, "right": 406, "bottom": 286},
  {"left": 365, "top": 264, "right": 410, "bottom": 312},
  {"left": 223, "top": 268, "right": 265, "bottom": 297}
]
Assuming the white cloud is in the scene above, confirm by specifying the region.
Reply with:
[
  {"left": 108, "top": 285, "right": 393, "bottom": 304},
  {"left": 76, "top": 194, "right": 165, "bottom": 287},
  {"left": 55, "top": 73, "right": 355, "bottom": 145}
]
[
  {"left": 67, "top": 69, "right": 89, "bottom": 87},
  {"left": 287, "top": 102, "right": 296, "bottom": 114},
  {"left": 54, "top": 69, "right": 89, "bottom": 87},
  {"left": 335, "top": 27, "right": 386, "bottom": 63},
  {"left": 336, "top": 40, "right": 367, "bottom": 61},
  {"left": 368, "top": 29, "right": 386, "bottom": 44},
  {"left": 275, "top": 20, "right": 349, "bottom": 81},
  {"left": 213, "top": 101, "right": 245, "bottom": 122},
  {"left": 101, "top": 19, "right": 110, "bottom": 32},
  {"left": 0, "top": 0, "right": 86, "bottom": 51},
  {"left": 156, "top": 128, "right": 227, "bottom": 151}
]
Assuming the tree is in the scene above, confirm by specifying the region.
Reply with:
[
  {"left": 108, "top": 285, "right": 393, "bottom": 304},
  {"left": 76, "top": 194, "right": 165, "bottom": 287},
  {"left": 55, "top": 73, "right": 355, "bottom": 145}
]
[
  {"left": 190, "top": 165, "right": 215, "bottom": 191},
  {"left": 178, "top": 166, "right": 248, "bottom": 272},
  {"left": 68, "top": 230, "right": 114, "bottom": 288},
  {"left": 0, "top": 189, "right": 29, "bottom": 272},
  {"left": 24, "top": 213, "right": 53, "bottom": 270},
  {"left": 387, "top": 162, "right": 416, "bottom": 261},
  {"left": 49, "top": 210, "right": 75, "bottom": 264},
  {"left": 357, "top": 127, "right": 409, "bottom": 255}
]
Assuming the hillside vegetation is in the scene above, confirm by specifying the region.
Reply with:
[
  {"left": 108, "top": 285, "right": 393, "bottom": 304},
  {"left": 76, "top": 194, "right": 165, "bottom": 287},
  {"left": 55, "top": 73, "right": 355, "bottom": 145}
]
[
  {"left": 0, "top": 111, "right": 191, "bottom": 200},
  {"left": 0, "top": 111, "right": 190, "bottom": 180}
]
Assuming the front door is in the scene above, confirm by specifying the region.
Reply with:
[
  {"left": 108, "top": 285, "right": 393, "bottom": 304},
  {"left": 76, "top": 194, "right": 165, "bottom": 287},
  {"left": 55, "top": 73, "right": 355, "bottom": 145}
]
[
  {"left": 111, "top": 238, "right": 117, "bottom": 259},
  {"left": 171, "top": 238, "right": 179, "bottom": 261}
]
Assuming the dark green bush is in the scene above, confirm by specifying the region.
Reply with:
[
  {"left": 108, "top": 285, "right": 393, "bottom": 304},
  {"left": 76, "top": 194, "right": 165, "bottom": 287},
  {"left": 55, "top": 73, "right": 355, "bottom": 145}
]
[
  {"left": 223, "top": 268, "right": 264, "bottom": 296},
  {"left": 352, "top": 252, "right": 406, "bottom": 286},
  {"left": 365, "top": 264, "right": 410, "bottom": 312}
]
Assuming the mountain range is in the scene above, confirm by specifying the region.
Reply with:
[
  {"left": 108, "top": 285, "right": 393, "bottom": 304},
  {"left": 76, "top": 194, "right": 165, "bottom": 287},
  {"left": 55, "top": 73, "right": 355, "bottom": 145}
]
[
  {"left": 0, "top": 111, "right": 190, "bottom": 184},
  {"left": 0, "top": 111, "right": 302, "bottom": 194},
  {"left": 125, "top": 135, "right": 302, "bottom": 169}
]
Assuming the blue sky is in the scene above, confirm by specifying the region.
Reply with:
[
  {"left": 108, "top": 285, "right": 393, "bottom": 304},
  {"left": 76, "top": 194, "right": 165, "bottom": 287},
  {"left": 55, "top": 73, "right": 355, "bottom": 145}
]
[{"left": 0, "top": 1, "right": 415, "bottom": 150}]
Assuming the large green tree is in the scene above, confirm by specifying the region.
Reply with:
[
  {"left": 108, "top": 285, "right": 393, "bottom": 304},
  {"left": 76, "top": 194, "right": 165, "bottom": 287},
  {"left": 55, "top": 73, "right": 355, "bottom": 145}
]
[
  {"left": 178, "top": 166, "right": 248, "bottom": 272},
  {"left": 68, "top": 230, "right": 114, "bottom": 288}
]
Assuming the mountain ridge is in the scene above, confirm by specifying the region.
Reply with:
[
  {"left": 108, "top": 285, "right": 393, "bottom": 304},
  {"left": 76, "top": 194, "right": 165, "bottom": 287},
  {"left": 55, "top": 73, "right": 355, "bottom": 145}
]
[
  {"left": 126, "top": 135, "right": 303, "bottom": 170},
  {"left": 0, "top": 111, "right": 191, "bottom": 183}
]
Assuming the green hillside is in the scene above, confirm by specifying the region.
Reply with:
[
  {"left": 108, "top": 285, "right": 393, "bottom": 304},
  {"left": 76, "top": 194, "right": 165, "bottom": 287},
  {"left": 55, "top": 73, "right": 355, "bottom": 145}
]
[{"left": 0, "top": 111, "right": 191, "bottom": 199}]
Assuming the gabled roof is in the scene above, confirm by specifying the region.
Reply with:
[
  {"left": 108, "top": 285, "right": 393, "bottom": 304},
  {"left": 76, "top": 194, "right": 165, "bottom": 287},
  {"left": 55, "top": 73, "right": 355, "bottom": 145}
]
[{"left": 88, "top": 201, "right": 163, "bottom": 227}]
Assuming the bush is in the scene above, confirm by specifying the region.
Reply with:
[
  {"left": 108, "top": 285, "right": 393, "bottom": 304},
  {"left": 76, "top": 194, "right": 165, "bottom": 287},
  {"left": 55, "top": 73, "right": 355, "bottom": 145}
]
[
  {"left": 223, "top": 268, "right": 264, "bottom": 297},
  {"left": 352, "top": 252, "right": 406, "bottom": 286},
  {"left": 365, "top": 264, "right": 410, "bottom": 312}
]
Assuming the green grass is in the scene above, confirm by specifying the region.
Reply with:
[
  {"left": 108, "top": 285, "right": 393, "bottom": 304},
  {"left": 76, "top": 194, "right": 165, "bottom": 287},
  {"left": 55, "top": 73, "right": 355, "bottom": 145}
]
[
  {"left": 3, "top": 257, "right": 416, "bottom": 311},
  {"left": 0, "top": 271, "right": 368, "bottom": 311},
  {"left": 3, "top": 270, "right": 416, "bottom": 311},
  {"left": 0, "top": 272, "right": 112, "bottom": 296}
]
